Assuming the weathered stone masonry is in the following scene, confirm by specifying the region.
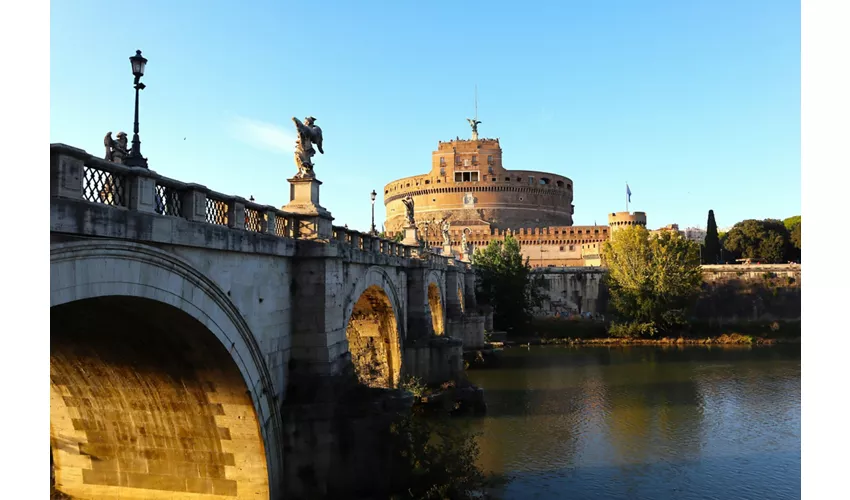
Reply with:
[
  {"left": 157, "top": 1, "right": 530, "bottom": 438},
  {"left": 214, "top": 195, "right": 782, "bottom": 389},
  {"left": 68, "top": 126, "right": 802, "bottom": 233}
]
[{"left": 50, "top": 143, "right": 491, "bottom": 499}]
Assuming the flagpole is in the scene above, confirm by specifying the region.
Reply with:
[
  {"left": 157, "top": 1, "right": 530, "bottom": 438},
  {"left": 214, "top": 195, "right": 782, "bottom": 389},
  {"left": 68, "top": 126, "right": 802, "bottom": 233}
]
[{"left": 626, "top": 181, "right": 629, "bottom": 213}]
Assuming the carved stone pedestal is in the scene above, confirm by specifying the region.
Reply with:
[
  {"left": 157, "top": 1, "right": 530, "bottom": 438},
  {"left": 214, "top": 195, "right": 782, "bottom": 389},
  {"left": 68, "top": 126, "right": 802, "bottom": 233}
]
[
  {"left": 442, "top": 244, "right": 453, "bottom": 257},
  {"left": 402, "top": 225, "right": 419, "bottom": 246},
  {"left": 282, "top": 176, "right": 333, "bottom": 240}
]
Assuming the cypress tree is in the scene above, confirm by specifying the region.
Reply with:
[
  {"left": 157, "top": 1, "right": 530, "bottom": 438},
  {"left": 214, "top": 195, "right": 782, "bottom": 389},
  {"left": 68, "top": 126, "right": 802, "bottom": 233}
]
[{"left": 704, "top": 210, "right": 720, "bottom": 264}]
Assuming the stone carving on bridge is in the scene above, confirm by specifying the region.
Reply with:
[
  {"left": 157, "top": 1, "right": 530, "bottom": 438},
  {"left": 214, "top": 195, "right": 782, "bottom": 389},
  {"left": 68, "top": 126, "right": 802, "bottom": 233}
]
[
  {"left": 461, "top": 230, "right": 469, "bottom": 256},
  {"left": 401, "top": 196, "right": 415, "bottom": 227},
  {"left": 292, "top": 116, "right": 324, "bottom": 178},
  {"left": 441, "top": 217, "right": 451, "bottom": 247},
  {"left": 104, "top": 132, "right": 129, "bottom": 163}
]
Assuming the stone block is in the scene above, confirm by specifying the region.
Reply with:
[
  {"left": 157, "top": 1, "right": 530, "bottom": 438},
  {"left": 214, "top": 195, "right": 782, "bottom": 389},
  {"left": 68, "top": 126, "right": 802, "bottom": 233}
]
[
  {"left": 127, "top": 168, "right": 158, "bottom": 213},
  {"left": 50, "top": 146, "right": 86, "bottom": 199}
]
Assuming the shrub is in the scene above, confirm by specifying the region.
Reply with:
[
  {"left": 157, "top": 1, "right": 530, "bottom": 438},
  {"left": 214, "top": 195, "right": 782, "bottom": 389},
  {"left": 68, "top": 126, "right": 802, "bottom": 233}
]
[
  {"left": 608, "top": 322, "right": 658, "bottom": 338},
  {"left": 387, "top": 412, "right": 502, "bottom": 499}
]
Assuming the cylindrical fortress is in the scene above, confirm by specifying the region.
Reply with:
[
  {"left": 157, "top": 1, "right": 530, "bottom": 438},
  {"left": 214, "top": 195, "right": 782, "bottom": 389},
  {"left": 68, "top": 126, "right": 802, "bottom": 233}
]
[
  {"left": 607, "top": 211, "right": 647, "bottom": 232},
  {"left": 383, "top": 137, "right": 574, "bottom": 233}
]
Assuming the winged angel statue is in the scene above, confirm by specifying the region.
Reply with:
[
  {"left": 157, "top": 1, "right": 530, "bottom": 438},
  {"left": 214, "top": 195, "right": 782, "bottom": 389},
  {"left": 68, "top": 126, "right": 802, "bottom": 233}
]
[
  {"left": 292, "top": 116, "right": 324, "bottom": 178},
  {"left": 103, "top": 131, "right": 130, "bottom": 163}
]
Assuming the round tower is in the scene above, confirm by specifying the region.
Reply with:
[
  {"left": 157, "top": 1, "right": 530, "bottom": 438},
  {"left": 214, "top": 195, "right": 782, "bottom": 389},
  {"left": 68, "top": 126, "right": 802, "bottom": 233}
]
[
  {"left": 607, "top": 211, "right": 647, "bottom": 232},
  {"left": 383, "top": 121, "right": 575, "bottom": 234}
]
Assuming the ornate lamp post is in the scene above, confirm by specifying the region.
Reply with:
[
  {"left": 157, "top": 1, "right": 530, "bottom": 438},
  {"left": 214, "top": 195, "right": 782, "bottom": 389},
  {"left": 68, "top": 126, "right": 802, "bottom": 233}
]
[
  {"left": 124, "top": 50, "right": 149, "bottom": 168},
  {"left": 370, "top": 190, "right": 378, "bottom": 235}
]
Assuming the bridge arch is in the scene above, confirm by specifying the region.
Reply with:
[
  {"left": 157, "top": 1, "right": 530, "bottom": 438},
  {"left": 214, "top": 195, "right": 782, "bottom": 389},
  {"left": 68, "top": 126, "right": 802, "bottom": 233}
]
[
  {"left": 426, "top": 270, "right": 445, "bottom": 336},
  {"left": 344, "top": 267, "right": 404, "bottom": 388},
  {"left": 50, "top": 240, "right": 281, "bottom": 499}
]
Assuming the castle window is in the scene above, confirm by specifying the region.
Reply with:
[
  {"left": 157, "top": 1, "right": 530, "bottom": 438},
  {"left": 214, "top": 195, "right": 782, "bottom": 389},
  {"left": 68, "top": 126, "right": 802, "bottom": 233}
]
[
  {"left": 472, "top": 155, "right": 478, "bottom": 164},
  {"left": 488, "top": 155, "right": 493, "bottom": 164},
  {"left": 492, "top": 177, "right": 496, "bottom": 181},
  {"left": 567, "top": 183, "right": 572, "bottom": 191},
  {"left": 425, "top": 180, "right": 430, "bottom": 185},
  {"left": 556, "top": 180, "right": 564, "bottom": 188},
  {"left": 559, "top": 246, "right": 565, "bottom": 251},
  {"left": 456, "top": 156, "right": 462, "bottom": 165},
  {"left": 540, "top": 178, "right": 550, "bottom": 185},
  {"left": 569, "top": 245, "right": 575, "bottom": 251},
  {"left": 528, "top": 176, "right": 535, "bottom": 184},
  {"left": 440, "top": 157, "right": 446, "bottom": 166},
  {"left": 454, "top": 171, "right": 479, "bottom": 182},
  {"left": 505, "top": 177, "right": 511, "bottom": 181}
]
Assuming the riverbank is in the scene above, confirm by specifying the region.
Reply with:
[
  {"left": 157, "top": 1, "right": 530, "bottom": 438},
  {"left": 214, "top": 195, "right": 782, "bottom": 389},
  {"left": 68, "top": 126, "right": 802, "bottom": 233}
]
[
  {"left": 496, "top": 332, "right": 799, "bottom": 347},
  {"left": 498, "top": 318, "right": 802, "bottom": 346}
]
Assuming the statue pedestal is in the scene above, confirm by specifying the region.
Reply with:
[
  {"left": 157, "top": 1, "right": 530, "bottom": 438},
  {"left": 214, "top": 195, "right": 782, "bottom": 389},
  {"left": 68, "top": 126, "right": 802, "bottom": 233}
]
[
  {"left": 402, "top": 225, "right": 419, "bottom": 246},
  {"left": 282, "top": 176, "right": 333, "bottom": 240},
  {"left": 442, "top": 244, "right": 453, "bottom": 257}
]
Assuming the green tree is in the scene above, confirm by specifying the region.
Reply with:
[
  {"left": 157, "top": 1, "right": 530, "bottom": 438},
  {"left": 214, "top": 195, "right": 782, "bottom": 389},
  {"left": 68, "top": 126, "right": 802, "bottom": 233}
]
[
  {"left": 473, "top": 235, "right": 541, "bottom": 333},
  {"left": 703, "top": 209, "right": 720, "bottom": 264},
  {"left": 723, "top": 219, "right": 791, "bottom": 263},
  {"left": 601, "top": 226, "right": 702, "bottom": 335},
  {"left": 784, "top": 215, "right": 801, "bottom": 260},
  {"left": 783, "top": 215, "right": 801, "bottom": 232},
  {"left": 791, "top": 221, "right": 801, "bottom": 252}
]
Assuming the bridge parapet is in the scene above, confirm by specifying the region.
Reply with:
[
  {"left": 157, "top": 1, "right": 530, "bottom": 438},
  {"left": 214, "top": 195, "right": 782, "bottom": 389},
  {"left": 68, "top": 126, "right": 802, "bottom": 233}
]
[{"left": 51, "top": 143, "right": 443, "bottom": 263}]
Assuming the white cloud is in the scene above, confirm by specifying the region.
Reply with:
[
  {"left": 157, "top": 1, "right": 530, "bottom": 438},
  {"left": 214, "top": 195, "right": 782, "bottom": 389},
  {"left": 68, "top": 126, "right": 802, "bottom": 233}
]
[{"left": 229, "top": 116, "right": 295, "bottom": 154}]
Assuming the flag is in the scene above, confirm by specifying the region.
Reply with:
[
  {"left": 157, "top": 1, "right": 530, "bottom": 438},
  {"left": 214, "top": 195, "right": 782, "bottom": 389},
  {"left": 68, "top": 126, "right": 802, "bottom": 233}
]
[{"left": 626, "top": 183, "right": 632, "bottom": 203}]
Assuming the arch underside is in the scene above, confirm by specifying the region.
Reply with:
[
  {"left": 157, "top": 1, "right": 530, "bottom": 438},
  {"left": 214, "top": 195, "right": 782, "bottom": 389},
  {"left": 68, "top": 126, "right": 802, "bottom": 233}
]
[
  {"left": 51, "top": 296, "right": 270, "bottom": 499},
  {"left": 346, "top": 286, "right": 402, "bottom": 388},
  {"left": 428, "top": 280, "right": 444, "bottom": 336}
]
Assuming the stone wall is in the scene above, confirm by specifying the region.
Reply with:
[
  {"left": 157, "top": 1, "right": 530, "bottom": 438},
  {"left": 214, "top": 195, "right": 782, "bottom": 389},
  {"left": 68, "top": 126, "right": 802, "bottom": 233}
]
[
  {"left": 446, "top": 315, "right": 487, "bottom": 349},
  {"left": 51, "top": 297, "right": 269, "bottom": 500},
  {"left": 403, "top": 338, "right": 464, "bottom": 385},
  {"left": 531, "top": 264, "right": 802, "bottom": 324},
  {"left": 694, "top": 265, "right": 802, "bottom": 324},
  {"left": 533, "top": 267, "right": 608, "bottom": 316}
]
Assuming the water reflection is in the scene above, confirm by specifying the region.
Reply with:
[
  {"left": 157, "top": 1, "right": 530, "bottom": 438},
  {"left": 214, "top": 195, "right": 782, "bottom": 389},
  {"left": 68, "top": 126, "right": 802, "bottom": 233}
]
[{"left": 465, "top": 345, "right": 801, "bottom": 500}]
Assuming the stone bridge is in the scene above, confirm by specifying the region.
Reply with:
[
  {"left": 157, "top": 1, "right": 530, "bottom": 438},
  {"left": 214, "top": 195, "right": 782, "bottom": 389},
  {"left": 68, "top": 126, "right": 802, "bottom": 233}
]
[{"left": 49, "top": 144, "right": 489, "bottom": 499}]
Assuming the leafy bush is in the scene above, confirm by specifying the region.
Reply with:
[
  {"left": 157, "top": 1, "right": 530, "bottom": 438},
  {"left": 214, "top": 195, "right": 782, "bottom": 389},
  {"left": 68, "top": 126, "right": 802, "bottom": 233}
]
[
  {"left": 400, "top": 375, "right": 428, "bottom": 400},
  {"left": 608, "top": 322, "right": 658, "bottom": 338},
  {"left": 387, "top": 412, "right": 501, "bottom": 499}
]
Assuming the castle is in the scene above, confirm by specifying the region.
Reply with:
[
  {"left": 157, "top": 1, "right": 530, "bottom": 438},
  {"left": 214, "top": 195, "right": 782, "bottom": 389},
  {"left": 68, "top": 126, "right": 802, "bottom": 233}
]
[{"left": 384, "top": 121, "right": 648, "bottom": 267}]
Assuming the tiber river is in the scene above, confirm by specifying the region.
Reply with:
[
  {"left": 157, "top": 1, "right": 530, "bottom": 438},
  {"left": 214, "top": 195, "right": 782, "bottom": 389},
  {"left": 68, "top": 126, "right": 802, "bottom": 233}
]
[{"left": 463, "top": 345, "right": 801, "bottom": 500}]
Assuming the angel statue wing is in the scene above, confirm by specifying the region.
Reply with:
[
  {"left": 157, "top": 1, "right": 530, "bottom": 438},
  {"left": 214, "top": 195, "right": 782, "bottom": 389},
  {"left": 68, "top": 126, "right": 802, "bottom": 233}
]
[
  {"left": 104, "top": 132, "right": 114, "bottom": 160},
  {"left": 313, "top": 125, "right": 324, "bottom": 154}
]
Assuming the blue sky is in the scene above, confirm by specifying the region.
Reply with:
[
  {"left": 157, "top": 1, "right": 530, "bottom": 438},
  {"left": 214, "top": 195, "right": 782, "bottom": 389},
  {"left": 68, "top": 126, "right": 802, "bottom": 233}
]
[{"left": 50, "top": 0, "right": 800, "bottom": 232}]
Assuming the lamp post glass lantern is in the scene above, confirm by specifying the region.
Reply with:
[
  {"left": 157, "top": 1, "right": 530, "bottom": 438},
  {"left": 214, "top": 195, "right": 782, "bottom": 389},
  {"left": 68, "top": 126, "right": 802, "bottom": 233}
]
[
  {"left": 370, "top": 190, "right": 377, "bottom": 235},
  {"left": 125, "top": 50, "right": 149, "bottom": 168}
]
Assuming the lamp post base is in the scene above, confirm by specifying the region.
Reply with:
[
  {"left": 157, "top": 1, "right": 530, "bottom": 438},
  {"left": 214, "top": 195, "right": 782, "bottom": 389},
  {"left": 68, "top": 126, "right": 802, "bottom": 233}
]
[{"left": 124, "top": 154, "right": 148, "bottom": 169}]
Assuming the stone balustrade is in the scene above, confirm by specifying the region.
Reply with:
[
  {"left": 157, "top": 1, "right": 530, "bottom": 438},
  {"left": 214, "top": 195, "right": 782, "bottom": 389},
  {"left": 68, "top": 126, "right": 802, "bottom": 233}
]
[{"left": 50, "top": 143, "right": 442, "bottom": 262}]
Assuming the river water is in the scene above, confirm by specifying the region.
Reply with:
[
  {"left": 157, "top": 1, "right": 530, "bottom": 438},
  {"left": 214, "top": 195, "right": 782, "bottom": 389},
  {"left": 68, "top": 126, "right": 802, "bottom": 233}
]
[{"left": 464, "top": 345, "right": 801, "bottom": 500}]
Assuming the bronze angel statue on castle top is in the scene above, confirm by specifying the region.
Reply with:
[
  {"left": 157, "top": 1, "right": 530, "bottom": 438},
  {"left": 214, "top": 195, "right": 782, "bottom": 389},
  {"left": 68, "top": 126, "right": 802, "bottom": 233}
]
[{"left": 292, "top": 116, "right": 324, "bottom": 178}]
